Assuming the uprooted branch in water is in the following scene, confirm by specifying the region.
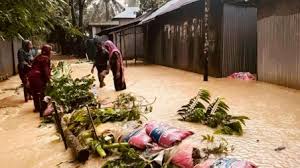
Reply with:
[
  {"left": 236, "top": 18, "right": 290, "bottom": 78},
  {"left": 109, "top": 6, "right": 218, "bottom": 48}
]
[{"left": 178, "top": 89, "right": 249, "bottom": 135}]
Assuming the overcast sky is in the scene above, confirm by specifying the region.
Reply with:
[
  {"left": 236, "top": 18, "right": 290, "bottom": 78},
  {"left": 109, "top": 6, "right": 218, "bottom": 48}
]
[{"left": 117, "top": 0, "right": 126, "bottom": 6}]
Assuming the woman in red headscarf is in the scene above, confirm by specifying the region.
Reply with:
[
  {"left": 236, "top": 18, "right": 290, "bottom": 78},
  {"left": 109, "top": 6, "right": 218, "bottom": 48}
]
[
  {"left": 104, "top": 40, "right": 126, "bottom": 91},
  {"left": 28, "top": 45, "right": 52, "bottom": 116}
]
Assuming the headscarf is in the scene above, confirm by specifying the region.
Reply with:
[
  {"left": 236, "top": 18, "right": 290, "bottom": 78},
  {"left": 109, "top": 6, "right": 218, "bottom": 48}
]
[
  {"left": 41, "top": 45, "right": 52, "bottom": 57},
  {"left": 103, "top": 40, "right": 125, "bottom": 81},
  {"left": 104, "top": 40, "right": 122, "bottom": 58}
]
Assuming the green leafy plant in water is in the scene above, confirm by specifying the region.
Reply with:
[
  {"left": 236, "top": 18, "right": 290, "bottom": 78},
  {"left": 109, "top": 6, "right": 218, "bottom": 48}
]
[
  {"left": 102, "top": 147, "right": 154, "bottom": 168},
  {"left": 68, "top": 93, "right": 154, "bottom": 136},
  {"left": 45, "top": 61, "right": 96, "bottom": 113},
  {"left": 201, "top": 135, "right": 233, "bottom": 158},
  {"left": 178, "top": 89, "right": 249, "bottom": 135}
]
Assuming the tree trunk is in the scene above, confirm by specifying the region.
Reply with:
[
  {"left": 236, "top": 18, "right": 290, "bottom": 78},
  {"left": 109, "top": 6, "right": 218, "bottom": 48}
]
[
  {"left": 105, "top": 1, "right": 109, "bottom": 21},
  {"left": 61, "top": 118, "right": 90, "bottom": 162},
  {"left": 70, "top": 0, "right": 77, "bottom": 26},
  {"left": 78, "top": 0, "right": 86, "bottom": 29}
]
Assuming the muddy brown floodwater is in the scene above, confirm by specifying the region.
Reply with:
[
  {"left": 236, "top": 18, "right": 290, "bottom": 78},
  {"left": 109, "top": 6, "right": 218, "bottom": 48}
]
[{"left": 0, "top": 61, "right": 300, "bottom": 168}]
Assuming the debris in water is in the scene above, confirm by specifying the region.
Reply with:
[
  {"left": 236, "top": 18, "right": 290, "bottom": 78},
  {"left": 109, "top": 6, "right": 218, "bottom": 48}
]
[
  {"left": 0, "top": 74, "right": 9, "bottom": 81},
  {"left": 2, "top": 85, "right": 22, "bottom": 93},
  {"left": 274, "top": 146, "right": 286, "bottom": 152}
]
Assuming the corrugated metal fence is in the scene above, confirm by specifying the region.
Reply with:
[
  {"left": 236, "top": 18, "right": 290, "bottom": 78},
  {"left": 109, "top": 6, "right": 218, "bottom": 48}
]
[
  {"left": 257, "top": 13, "right": 300, "bottom": 89},
  {"left": 147, "top": 0, "right": 206, "bottom": 74},
  {"left": 222, "top": 4, "right": 257, "bottom": 77},
  {"left": 0, "top": 39, "right": 21, "bottom": 77}
]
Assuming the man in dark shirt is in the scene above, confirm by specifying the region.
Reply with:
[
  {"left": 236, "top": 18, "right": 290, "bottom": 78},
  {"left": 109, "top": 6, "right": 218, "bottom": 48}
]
[
  {"left": 91, "top": 42, "right": 109, "bottom": 88},
  {"left": 17, "top": 40, "right": 33, "bottom": 102}
]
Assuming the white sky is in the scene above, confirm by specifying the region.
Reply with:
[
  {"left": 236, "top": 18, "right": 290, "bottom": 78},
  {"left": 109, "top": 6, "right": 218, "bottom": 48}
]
[
  {"left": 117, "top": 0, "right": 126, "bottom": 6},
  {"left": 88, "top": 0, "right": 127, "bottom": 9}
]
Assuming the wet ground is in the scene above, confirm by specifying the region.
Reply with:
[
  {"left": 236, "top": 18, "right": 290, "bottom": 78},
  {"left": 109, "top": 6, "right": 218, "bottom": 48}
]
[{"left": 0, "top": 60, "right": 300, "bottom": 168}]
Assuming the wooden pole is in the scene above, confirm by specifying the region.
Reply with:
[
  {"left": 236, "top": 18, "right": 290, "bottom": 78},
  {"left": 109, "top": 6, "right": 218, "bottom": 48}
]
[
  {"left": 38, "top": 93, "right": 43, "bottom": 117},
  {"left": 11, "top": 40, "right": 16, "bottom": 75},
  {"left": 86, "top": 106, "right": 99, "bottom": 140},
  {"left": 52, "top": 102, "right": 68, "bottom": 150},
  {"left": 203, "top": 0, "right": 209, "bottom": 81},
  {"left": 122, "top": 31, "right": 128, "bottom": 67}
]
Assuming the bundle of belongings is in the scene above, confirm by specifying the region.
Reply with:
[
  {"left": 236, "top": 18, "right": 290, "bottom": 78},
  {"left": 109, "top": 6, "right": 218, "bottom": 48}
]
[
  {"left": 122, "top": 121, "right": 257, "bottom": 168},
  {"left": 228, "top": 72, "right": 256, "bottom": 81}
]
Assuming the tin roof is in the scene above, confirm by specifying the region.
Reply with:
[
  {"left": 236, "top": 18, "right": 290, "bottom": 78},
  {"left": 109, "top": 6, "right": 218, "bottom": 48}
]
[
  {"left": 98, "top": 10, "right": 155, "bottom": 35},
  {"left": 140, "top": 0, "right": 199, "bottom": 24},
  {"left": 140, "top": 0, "right": 256, "bottom": 24},
  {"left": 89, "top": 21, "right": 120, "bottom": 26},
  {"left": 113, "top": 7, "right": 140, "bottom": 19}
]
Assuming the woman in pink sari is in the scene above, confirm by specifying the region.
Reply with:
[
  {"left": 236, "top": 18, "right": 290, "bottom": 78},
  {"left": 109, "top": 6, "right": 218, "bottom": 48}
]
[{"left": 104, "top": 40, "right": 126, "bottom": 91}]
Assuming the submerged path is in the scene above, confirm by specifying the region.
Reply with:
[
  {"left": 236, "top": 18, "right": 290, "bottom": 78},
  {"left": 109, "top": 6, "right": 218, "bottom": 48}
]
[{"left": 0, "top": 60, "right": 299, "bottom": 168}]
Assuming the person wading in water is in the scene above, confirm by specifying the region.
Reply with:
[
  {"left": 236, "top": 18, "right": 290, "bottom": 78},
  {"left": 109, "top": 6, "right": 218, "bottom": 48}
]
[
  {"left": 91, "top": 42, "right": 109, "bottom": 88},
  {"left": 17, "top": 40, "right": 33, "bottom": 102},
  {"left": 28, "top": 45, "right": 52, "bottom": 116},
  {"left": 104, "top": 40, "right": 126, "bottom": 91}
]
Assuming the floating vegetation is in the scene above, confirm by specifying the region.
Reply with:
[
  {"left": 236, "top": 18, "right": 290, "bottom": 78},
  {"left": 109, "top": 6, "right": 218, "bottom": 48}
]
[{"left": 178, "top": 89, "right": 249, "bottom": 135}]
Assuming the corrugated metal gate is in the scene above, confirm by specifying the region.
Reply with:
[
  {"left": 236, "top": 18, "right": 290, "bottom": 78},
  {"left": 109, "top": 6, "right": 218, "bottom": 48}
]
[
  {"left": 114, "top": 26, "right": 144, "bottom": 60},
  {"left": 222, "top": 4, "right": 257, "bottom": 77}
]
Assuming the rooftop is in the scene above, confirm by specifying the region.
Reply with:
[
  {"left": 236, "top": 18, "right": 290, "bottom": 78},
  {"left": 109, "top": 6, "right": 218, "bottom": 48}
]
[
  {"left": 88, "top": 21, "right": 120, "bottom": 26},
  {"left": 98, "top": 10, "right": 155, "bottom": 35},
  {"left": 140, "top": 0, "right": 199, "bottom": 24}
]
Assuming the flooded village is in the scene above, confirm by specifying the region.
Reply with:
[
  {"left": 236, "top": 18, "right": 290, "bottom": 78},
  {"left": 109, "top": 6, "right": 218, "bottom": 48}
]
[{"left": 0, "top": 0, "right": 300, "bottom": 168}]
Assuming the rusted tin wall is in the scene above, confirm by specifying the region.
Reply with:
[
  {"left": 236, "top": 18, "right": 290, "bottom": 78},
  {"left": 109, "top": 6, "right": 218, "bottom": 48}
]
[
  {"left": 147, "top": 0, "right": 220, "bottom": 75},
  {"left": 145, "top": 0, "right": 257, "bottom": 77},
  {"left": 221, "top": 4, "right": 257, "bottom": 77},
  {"left": 257, "top": 0, "right": 300, "bottom": 89},
  {"left": 0, "top": 39, "right": 21, "bottom": 77}
]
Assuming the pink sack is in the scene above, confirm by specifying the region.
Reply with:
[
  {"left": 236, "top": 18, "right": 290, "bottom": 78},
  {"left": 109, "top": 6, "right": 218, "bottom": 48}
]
[
  {"left": 145, "top": 121, "right": 194, "bottom": 148},
  {"left": 43, "top": 103, "right": 54, "bottom": 116},
  {"left": 171, "top": 143, "right": 195, "bottom": 168},
  {"left": 123, "top": 127, "right": 152, "bottom": 149},
  {"left": 229, "top": 72, "right": 256, "bottom": 81},
  {"left": 194, "top": 158, "right": 257, "bottom": 168}
]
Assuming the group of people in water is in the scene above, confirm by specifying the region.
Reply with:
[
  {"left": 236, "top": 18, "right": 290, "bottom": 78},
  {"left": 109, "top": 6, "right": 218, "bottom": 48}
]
[{"left": 17, "top": 40, "right": 126, "bottom": 116}]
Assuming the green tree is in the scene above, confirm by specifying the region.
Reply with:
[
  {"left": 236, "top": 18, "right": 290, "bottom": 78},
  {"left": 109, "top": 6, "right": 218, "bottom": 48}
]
[{"left": 0, "top": 0, "right": 72, "bottom": 39}]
